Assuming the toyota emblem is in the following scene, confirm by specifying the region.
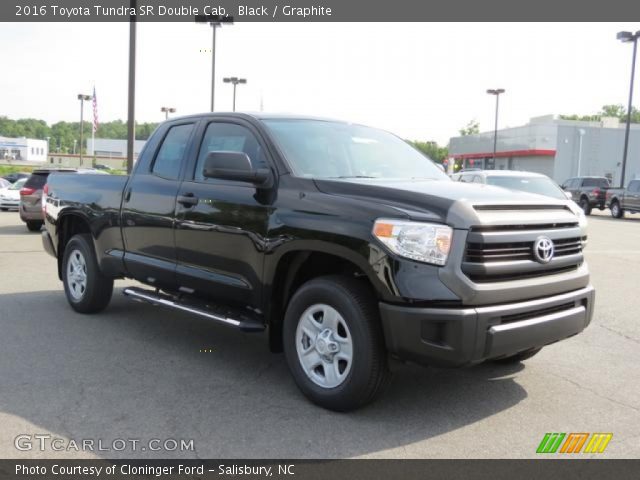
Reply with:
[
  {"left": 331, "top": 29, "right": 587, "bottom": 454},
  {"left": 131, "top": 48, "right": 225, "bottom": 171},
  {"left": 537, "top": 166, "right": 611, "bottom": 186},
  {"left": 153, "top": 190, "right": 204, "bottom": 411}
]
[{"left": 533, "top": 236, "right": 554, "bottom": 264}]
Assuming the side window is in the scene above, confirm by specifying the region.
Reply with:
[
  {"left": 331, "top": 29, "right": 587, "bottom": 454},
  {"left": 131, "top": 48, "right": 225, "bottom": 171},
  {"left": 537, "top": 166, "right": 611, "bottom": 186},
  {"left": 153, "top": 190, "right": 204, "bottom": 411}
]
[
  {"left": 194, "top": 122, "right": 267, "bottom": 181},
  {"left": 459, "top": 174, "right": 471, "bottom": 183},
  {"left": 472, "top": 175, "right": 483, "bottom": 183},
  {"left": 152, "top": 123, "right": 194, "bottom": 180},
  {"left": 629, "top": 180, "right": 640, "bottom": 192}
]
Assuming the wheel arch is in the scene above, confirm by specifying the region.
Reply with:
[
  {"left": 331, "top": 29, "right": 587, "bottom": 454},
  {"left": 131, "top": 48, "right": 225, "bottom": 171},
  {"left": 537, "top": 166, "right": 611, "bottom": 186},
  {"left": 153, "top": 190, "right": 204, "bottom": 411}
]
[
  {"left": 55, "top": 212, "right": 92, "bottom": 280},
  {"left": 265, "top": 246, "right": 381, "bottom": 353}
]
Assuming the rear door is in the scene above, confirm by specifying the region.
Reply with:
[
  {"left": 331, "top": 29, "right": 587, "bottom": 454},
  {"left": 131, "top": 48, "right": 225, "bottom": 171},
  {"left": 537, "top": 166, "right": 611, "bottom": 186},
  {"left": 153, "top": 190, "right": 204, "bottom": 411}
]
[
  {"left": 627, "top": 180, "right": 640, "bottom": 211},
  {"left": 174, "top": 118, "right": 273, "bottom": 309},
  {"left": 121, "top": 121, "right": 197, "bottom": 289}
]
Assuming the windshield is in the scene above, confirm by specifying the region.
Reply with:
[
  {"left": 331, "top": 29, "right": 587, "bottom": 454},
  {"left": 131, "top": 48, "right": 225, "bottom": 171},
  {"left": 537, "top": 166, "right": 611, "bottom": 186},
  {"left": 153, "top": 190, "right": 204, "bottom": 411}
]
[
  {"left": 264, "top": 119, "right": 449, "bottom": 181},
  {"left": 8, "top": 178, "right": 27, "bottom": 190},
  {"left": 486, "top": 176, "right": 565, "bottom": 200}
]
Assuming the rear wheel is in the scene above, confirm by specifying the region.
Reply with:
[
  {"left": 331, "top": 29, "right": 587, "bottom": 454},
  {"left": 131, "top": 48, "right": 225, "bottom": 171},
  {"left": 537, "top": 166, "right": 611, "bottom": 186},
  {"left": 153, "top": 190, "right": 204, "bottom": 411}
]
[
  {"left": 62, "top": 234, "right": 113, "bottom": 313},
  {"left": 283, "top": 275, "right": 390, "bottom": 411},
  {"left": 611, "top": 201, "right": 624, "bottom": 219},
  {"left": 492, "top": 347, "right": 542, "bottom": 364},
  {"left": 579, "top": 197, "right": 591, "bottom": 216},
  {"left": 26, "top": 221, "right": 43, "bottom": 231}
]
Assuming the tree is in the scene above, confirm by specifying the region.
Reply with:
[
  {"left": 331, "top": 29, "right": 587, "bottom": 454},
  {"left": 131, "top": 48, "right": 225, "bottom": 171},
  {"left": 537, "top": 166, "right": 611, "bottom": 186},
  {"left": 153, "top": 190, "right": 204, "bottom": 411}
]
[
  {"left": 459, "top": 120, "right": 480, "bottom": 136},
  {"left": 407, "top": 140, "right": 448, "bottom": 163},
  {"left": 0, "top": 117, "right": 160, "bottom": 154},
  {"left": 560, "top": 104, "right": 640, "bottom": 124}
]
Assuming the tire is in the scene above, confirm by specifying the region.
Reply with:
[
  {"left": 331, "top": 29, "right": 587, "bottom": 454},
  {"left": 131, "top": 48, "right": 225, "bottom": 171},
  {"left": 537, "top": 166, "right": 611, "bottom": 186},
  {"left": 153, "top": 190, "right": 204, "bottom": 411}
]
[
  {"left": 283, "top": 275, "right": 390, "bottom": 411},
  {"left": 26, "top": 221, "right": 43, "bottom": 231},
  {"left": 611, "top": 201, "right": 624, "bottom": 219},
  {"left": 492, "top": 347, "right": 542, "bottom": 364},
  {"left": 579, "top": 197, "right": 591, "bottom": 216},
  {"left": 61, "top": 233, "right": 113, "bottom": 313},
  {"left": 0, "top": 208, "right": 8, "bottom": 212}
]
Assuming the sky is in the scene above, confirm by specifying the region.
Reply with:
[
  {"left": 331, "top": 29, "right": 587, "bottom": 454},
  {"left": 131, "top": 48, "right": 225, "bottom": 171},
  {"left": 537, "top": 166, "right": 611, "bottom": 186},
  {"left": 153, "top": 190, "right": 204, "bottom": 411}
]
[{"left": 1, "top": 22, "right": 639, "bottom": 144}]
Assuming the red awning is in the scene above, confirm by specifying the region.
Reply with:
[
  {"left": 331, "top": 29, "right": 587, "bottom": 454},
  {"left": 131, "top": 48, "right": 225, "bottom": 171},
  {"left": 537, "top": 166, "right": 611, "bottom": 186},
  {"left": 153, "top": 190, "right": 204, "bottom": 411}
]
[{"left": 453, "top": 149, "right": 556, "bottom": 160}]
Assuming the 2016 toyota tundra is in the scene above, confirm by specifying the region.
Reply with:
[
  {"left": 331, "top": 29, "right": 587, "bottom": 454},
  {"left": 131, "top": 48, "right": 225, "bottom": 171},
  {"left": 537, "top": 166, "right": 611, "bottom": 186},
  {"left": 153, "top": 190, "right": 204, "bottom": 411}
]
[{"left": 41, "top": 113, "right": 595, "bottom": 411}]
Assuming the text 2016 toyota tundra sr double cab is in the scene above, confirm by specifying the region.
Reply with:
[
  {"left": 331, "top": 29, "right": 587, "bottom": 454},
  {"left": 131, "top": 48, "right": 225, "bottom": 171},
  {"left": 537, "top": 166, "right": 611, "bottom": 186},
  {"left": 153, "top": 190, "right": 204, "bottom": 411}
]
[{"left": 42, "top": 113, "right": 594, "bottom": 411}]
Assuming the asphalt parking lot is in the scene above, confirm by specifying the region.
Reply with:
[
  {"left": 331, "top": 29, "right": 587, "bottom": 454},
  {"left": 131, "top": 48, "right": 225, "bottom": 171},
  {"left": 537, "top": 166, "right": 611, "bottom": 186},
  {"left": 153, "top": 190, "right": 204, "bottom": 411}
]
[{"left": 0, "top": 209, "right": 639, "bottom": 459}]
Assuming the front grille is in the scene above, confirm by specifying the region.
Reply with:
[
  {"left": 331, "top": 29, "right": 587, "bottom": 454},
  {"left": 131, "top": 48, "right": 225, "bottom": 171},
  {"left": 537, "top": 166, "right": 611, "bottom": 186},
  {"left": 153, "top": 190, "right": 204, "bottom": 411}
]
[
  {"left": 462, "top": 216, "right": 586, "bottom": 283},
  {"left": 468, "top": 265, "right": 578, "bottom": 283},
  {"left": 465, "top": 237, "right": 585, "bottom": 263}
]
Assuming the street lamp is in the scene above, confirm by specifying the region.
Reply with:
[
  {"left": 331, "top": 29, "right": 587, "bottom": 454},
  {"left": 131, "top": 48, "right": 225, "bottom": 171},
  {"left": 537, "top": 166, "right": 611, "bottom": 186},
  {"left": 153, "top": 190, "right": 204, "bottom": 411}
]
[
  {"left": 486, "top": 89, "right": 505, "bottom": 163},
  {"left": 577, "top": 129, "right": 586, "bottom": 176},
  {"left": 196, "top": 17, "right": 233, "bottom": 112},
  {"left": 77, "top": 93, "right": 91, "bottom": 165},
  {"left": 161, "top": 107, "right": 176, "bottom": 120},
  {"left": 616, "top": 30, "right": 640, "bottom": 188},
  {"left": 223, "top": 77, "right": 247, "bottom": 112}
]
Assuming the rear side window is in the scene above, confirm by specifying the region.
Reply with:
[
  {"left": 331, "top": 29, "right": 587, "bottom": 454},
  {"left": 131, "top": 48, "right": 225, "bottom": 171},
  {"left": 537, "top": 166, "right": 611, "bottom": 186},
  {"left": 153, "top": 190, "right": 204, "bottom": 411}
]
[
  {"left": 152, "top": 123, "right": 194, "bottom": 180},
  {"left": 24, "top": 173, "right": 48, "bottom": 190},
  {"left": 582, "top": 178, "right": 608, "bottom": 187}
]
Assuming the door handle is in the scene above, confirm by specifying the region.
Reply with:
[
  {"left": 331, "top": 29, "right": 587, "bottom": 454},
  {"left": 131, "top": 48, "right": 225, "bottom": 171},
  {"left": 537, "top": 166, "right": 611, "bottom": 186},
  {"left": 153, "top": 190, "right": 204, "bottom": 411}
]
[{"left": 177, "top": 193, "right": 199, "bottom": 207}]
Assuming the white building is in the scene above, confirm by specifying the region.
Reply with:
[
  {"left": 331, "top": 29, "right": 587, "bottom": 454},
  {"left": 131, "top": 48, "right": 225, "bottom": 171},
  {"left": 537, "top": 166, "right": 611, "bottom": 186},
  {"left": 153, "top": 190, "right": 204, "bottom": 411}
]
[
  {"left": 87, "top": 138, "right": 146, "bottom": 158},
  {"left": 0, "top": 136, "right": 48, "bottom": 164}
]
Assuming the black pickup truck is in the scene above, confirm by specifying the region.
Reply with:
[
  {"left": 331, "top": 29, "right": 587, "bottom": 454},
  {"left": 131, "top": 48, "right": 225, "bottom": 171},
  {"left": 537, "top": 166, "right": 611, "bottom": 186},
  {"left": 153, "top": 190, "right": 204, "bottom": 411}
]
[
  {"left": 42, "top": 113, "right": 594, "bottom": 411},
  {"left": 605, "top": 179, "right": 640, "bottom": 218}
]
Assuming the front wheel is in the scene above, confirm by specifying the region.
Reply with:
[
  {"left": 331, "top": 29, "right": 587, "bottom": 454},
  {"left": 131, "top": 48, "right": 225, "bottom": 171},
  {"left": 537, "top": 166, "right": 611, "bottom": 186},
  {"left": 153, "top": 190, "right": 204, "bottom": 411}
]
[
  {"left": 283, "top": 275, "right": 390, "bottom": 411},
  {"left": 62, "top": 233, "right": 113, "bottom": 313},
  {"left": 611, "top": 201, "right": 624, "bottom": 219}
]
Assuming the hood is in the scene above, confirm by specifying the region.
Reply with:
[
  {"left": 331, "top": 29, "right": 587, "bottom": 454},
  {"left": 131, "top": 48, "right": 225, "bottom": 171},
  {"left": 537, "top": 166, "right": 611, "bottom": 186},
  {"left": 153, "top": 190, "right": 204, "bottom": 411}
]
[{"left": 314, "top": 178, "right": 578, "bottom": 227}]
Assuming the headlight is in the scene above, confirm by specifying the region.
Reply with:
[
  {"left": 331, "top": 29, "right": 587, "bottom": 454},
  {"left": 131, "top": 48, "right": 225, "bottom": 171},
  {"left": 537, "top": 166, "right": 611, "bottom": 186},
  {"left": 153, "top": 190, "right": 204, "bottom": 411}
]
[{"left": 373, "top": 219, "right": 453, "bottom": 266}]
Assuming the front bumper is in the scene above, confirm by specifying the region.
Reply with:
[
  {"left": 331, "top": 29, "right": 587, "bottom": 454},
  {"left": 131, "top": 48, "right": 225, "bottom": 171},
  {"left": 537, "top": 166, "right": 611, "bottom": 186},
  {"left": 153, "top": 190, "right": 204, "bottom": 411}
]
[{"left": 380, "top": 285, "right": 595, "bottom": 367}]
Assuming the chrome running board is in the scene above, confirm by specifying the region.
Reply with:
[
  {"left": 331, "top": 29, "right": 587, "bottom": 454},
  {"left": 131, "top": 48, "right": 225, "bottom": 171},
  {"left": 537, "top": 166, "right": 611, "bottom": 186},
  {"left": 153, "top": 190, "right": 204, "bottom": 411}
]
[{"left": 123, "top": 286, "right": 265, "bottom": 332}]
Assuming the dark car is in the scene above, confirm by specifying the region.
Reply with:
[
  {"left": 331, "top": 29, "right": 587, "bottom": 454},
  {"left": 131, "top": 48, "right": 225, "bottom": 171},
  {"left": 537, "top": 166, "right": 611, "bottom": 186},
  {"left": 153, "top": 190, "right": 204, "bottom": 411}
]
[
  {"left": 41, "top": 113, "right": 593, "bottom": 411},
  {"left": 606, "top": 179, "right": 640, "bottom": 218},
  {"left": 20, "top": 168, "right": 107, "bottom": 231},
  {"left": 3, "top": 172, "right": 30, "bottom": 184},
  {"left": 560, "top": 176, "right": 610, "bottom": 215}
]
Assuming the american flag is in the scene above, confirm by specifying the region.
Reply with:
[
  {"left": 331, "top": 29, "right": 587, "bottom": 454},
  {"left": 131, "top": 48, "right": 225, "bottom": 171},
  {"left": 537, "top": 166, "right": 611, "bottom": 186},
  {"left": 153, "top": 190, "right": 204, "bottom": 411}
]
[{"left": 92, "top": 87, "right": 98, "bottom": 134}]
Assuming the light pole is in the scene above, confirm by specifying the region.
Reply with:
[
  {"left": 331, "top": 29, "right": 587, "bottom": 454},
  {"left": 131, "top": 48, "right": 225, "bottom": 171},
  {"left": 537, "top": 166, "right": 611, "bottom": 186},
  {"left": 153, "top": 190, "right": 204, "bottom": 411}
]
[
  {"left": 617, "top": 30, "right": 640, "bottom": 188},
  {"left": 223, "top": 77, "right": 247, "bottom": 112},
  {"left": 486, "top": 88, "right": 505, "bottom": 163},
  {"left": 77, "top": 93, "right": 91, "bottom": 165},
  {"left": 196, "top": 18, "right": 232, "bottom": 112},
  {"left": 577, "top": 129, "right": 586, "bottom": 176},
  {"left": 126, "top": 0, "right": 137, "bottom": 174},
  {"left": 161, "top": 107, "right": 176, "bottom": 120}
]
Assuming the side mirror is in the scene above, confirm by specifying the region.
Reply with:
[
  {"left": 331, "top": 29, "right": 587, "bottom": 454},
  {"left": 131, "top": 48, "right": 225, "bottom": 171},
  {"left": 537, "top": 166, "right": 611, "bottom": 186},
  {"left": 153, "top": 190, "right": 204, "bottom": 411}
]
[{"left": 203, "top": 151, "right": 272, "bottom": 187}]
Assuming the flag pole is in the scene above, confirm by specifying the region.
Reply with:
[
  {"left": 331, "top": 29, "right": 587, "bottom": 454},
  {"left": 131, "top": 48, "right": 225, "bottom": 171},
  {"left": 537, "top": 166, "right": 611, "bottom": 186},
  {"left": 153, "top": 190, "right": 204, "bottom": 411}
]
[{"left": 91, "top": 85, "right": 96, "bottom": 158}]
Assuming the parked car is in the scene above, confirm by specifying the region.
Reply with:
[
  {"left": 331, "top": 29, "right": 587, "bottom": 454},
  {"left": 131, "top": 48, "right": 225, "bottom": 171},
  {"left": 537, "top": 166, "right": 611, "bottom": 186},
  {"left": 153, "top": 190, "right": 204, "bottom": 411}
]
[
  {"left": 20, "top": 168, "right": 108, "bottom": 231},
  {"left": 560, "top": 176, "right": 610, "bottom": 215},
  {"left": 605, "top": 179, "right": 640, "bottom": 218},
  {"left": 454, "top": 170, "right": 571, "bottom": 201},
  {"left": 0, "top": 177, "right": 27, "bottom": 211},
  {"left": 42, "top": 113, "right": 594, "bottom": 411},
  {"left": 2, "top": 172, "right": 30, "bottom": 184}
]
